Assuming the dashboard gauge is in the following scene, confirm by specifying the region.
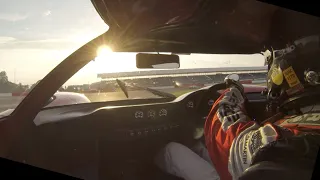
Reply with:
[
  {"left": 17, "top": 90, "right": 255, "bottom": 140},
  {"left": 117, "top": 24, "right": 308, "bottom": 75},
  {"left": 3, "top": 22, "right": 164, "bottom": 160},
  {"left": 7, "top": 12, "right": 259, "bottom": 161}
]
[
  {"left": 159, "top": 109, "right": 168, "bottom": 117},
  {"left": 129, "top": 130, "right": 135, "bottom": 136},
  {"left": 144, "top": 129, "right": 149, "bottom": 135},
  {"left": 208, "top": 99, "right": 215, "bottom": 106},
  {"left": 147, "top": 110, "right": 156, "bottom": 118},
  {"left": 186, "top": 101, "right": 194, "bottom": 108},
  {"left": 134, "top": 111, "right": 144, "bottom": 118}
]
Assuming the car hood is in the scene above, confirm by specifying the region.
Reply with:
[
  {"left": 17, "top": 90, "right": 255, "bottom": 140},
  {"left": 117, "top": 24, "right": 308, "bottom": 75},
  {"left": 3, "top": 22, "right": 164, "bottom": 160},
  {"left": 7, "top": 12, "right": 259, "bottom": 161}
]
[
  {"left": 0, "top": 92, "right": 90, "bottom": 118},
  {"left": 92, "top": 0, "right": 320, "bottom": 53}
]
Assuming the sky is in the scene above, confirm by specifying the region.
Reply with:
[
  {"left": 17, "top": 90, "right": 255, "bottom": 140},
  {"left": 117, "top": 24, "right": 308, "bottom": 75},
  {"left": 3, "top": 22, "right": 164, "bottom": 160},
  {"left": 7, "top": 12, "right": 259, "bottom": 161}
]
[{"left": 0, "top": 0, "right": 265, "bottom": 86}]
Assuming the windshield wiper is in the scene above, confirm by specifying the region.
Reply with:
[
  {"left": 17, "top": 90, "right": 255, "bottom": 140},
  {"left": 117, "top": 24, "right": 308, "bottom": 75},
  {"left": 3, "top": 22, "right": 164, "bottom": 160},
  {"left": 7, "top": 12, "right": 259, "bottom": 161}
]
[
  {"left": 116, "top": 79, "right": 129, "bottom": 98},
  {"left": 116, "top": 79, "right": 176, "bottom": 99}
]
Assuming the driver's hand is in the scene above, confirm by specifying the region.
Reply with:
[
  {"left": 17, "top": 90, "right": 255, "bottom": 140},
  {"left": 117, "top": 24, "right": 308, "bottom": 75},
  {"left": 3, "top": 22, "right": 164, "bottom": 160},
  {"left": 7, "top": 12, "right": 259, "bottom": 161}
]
[{"left": 225, "top": 79, "right": 244, "bottom": 94}]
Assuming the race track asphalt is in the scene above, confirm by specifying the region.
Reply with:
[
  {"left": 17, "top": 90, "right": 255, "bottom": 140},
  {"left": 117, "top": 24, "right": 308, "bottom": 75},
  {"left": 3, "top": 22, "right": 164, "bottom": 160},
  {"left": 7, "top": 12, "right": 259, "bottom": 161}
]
[{"left": 0, "top": 96, "right": 24, "bottom": 113}]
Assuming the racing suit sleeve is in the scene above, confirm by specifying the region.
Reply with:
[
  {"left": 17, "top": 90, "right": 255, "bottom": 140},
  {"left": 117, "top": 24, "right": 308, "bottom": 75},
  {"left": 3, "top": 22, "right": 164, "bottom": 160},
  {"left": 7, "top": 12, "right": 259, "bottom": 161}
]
[{"left": 204, "top": 88, "right": 283, "bottom": 180}]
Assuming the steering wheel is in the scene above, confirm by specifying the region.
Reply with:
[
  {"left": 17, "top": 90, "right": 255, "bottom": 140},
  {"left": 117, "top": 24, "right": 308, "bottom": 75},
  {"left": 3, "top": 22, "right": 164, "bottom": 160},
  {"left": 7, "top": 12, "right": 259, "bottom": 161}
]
[
  {"left": 195, "top": 74, "right": 243, "bottom": 122},
  {"left": 191, "top": 74, "right": 244, "bottom": 140},
  {"left": 186, "top": 82, "right": 227, "bottom": 140},
  {"left": 196, "top": 74, "right": 242, "bottom": 110},
  {"left": 195, "top": 82, "right": 226, "bottom": 111}
]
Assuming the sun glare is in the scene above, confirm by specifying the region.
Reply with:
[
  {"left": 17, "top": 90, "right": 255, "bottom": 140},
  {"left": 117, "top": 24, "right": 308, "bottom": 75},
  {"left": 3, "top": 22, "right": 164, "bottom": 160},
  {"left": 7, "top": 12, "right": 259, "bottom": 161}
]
[
  {"left": 92, "top": 46, "right": 136, "bottom": 73},
  {"left": 97, "top": 45, "right": 113, "bottom": 57}
]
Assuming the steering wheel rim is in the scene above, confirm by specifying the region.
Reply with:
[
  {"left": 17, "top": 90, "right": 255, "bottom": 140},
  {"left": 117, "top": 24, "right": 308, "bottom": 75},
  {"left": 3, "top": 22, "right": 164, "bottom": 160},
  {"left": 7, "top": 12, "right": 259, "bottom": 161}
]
[{"left": 195, "top": 82, "right": 226, "bottom": 111}]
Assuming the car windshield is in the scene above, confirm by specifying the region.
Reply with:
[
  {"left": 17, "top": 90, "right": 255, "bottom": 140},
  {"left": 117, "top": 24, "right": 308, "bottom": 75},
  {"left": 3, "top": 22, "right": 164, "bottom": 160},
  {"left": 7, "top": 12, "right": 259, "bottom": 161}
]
[
  {"left": 0, "top": 0, "right": 268, "bottom": 115},
  {"left": 71, "top": 52, "right": 267, "bottom": 101}
]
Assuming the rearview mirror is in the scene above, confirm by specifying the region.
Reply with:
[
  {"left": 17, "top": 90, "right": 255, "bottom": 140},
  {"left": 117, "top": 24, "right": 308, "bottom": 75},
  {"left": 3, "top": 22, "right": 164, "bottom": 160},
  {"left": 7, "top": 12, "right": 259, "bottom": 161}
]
[{"left": 136, "top": 53, "right": 180, "bottom": 69}]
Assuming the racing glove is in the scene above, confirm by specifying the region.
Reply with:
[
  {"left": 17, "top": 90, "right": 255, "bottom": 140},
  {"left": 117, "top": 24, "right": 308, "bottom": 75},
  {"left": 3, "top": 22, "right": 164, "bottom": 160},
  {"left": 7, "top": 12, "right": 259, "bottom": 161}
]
[
  {"left": 224, "top": 76, "right": 244, "bottom": 94},
  {"left": 224, "top": 75, "right": 249, "bottom": 114}
]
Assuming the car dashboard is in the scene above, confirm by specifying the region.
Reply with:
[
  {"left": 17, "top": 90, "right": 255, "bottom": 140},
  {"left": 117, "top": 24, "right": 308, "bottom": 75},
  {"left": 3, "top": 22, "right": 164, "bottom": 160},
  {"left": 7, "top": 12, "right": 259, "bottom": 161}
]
[
  {"left": 34, "top": 87, "right": 267, "bottom": 141},
  {"left": 18, "top": 88, "right": 268, "bottom": 180}
]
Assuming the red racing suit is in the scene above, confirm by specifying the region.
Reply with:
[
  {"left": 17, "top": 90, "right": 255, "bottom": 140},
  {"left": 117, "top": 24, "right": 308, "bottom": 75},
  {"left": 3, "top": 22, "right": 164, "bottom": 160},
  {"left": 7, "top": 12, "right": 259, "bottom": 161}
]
[{"left": 204, "top": 87, "right": 320, "bottom": 180}]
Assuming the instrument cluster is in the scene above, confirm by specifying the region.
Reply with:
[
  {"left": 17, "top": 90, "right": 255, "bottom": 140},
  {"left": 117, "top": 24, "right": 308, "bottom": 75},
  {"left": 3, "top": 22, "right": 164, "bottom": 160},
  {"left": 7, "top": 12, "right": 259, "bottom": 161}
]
[
  {"left": 109, "top": 105, "right": 182, "bottom": 140},
  {"left": 133, "top": 108, "right": 168, "bottom": 119}
]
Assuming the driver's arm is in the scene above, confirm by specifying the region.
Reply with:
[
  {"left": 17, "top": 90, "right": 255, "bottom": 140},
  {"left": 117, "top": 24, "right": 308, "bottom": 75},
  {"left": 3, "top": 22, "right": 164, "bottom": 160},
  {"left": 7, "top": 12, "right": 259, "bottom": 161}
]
[
  {"left": 205, "top": 87, "right": 253, "bottom": 135},
  {"left": 204, "top": 87, "right": 282, "bottom": 180}
]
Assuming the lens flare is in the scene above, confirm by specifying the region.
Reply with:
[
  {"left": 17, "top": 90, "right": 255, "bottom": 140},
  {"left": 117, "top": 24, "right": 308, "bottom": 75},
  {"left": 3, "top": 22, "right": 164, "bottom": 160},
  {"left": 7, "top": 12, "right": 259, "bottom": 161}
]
[{"left": 96, "top": 45, "right": 113, "bottom": 58}]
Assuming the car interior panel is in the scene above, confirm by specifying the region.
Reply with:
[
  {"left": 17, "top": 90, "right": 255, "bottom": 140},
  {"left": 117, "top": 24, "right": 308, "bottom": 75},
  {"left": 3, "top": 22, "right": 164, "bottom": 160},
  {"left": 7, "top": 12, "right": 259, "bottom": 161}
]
[
  {"left": 4, "top": 87, "right": 266, "bottom": 180},
  {"left": 1, "top": 0, "right": 318, "bottom": 180}
]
